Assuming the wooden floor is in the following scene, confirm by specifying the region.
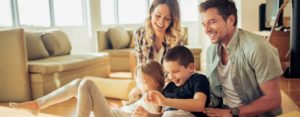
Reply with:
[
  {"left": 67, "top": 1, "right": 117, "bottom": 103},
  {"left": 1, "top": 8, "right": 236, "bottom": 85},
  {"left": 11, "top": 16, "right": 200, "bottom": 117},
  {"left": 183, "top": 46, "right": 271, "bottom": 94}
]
[{"left": 0, "top": 76, "right": 299, "bottom": 117}]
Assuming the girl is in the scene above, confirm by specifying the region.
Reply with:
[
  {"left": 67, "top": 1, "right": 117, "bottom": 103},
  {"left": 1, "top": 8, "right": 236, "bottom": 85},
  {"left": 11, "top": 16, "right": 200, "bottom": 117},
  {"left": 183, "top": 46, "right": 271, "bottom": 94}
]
[{"left": 10, "top": 61, "right": 165, "bottom": 117}]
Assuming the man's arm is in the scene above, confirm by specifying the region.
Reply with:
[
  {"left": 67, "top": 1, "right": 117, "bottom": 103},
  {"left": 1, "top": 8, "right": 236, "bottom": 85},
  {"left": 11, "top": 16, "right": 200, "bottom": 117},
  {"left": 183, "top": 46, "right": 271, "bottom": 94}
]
[{"left": 238, "top": 77, "right": 281, "bottom": 116}]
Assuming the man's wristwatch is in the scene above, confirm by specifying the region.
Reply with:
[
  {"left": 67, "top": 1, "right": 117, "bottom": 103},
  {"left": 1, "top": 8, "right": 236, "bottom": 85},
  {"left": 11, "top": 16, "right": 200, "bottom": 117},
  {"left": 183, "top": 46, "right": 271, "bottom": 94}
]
[{"left": 230, "top": 107, "right": 240, "bottom": 117}]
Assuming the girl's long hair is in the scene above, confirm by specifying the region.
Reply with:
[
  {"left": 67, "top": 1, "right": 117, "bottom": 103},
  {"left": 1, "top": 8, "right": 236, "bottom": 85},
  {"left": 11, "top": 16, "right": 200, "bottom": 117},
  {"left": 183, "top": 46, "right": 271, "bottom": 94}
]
[{"left": 135, "top": 61, "right": 165, "bottom": 90}]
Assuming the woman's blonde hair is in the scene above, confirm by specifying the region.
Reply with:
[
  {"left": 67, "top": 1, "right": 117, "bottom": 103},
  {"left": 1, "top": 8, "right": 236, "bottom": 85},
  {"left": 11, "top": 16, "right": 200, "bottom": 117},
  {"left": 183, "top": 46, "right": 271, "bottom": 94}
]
[
  {"left": 135, "top": 61, "right": 165, "bottom": 90},
  {"left": 144, "top": 0, "right": 182, "bottom": 47}
]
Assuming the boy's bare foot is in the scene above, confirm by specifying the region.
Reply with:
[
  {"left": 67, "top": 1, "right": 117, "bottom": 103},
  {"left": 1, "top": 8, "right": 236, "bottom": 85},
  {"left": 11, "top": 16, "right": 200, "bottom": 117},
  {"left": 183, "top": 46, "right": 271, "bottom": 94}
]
[{"left": 9, "top": 101, "right": 40, "bottom": 115}]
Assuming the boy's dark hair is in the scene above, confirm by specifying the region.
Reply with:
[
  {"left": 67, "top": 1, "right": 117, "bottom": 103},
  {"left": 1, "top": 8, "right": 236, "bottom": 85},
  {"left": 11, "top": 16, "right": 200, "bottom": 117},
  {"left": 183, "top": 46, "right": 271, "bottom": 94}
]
[
  {"left": 199, "top": 0, "right": 237, "bottom": 26},
  {"left": 163, "top": 46, "right": 194, "bottom": 68}
]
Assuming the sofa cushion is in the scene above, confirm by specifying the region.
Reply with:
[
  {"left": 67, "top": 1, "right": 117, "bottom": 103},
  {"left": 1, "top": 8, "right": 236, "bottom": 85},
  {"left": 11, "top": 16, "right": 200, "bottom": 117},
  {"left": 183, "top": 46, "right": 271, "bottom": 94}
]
[
  {"left": 103, "top": 48, "right": 132, "bottom": 57},
  {"left": 41, "top": 30, "right": 72, "bottom": 56},
  {"left": 107, "top": 27, "right": 131, "bottom": 49},
  {"left": 25, "top": 32, "right": 50, "bottom": 60},
  {"left": 28, "top": 53, "right": 109, "bottom": 74}
]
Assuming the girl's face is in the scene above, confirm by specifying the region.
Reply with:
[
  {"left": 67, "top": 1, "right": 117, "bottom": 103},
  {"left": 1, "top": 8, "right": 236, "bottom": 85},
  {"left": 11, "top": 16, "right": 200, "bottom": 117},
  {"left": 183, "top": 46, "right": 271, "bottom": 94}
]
[
  {"left": 141, "top": 72, "right": 160, "bottom": 93},
  {"left": 151, "top": 4, "right": 172, "bottom": 36}
]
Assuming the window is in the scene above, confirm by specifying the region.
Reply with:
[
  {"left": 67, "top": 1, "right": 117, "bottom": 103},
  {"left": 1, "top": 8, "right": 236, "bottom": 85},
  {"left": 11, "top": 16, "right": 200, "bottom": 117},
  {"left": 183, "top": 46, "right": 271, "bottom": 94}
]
[
  {"left": 0, "top": 0, "right": 13, "bottom": 27},
  {"left": 118, "top": 0, "right": 147, "bottom": 24},
  {"left": 18, "top": 0, "right": 51, "bottom": 27},
  {"left": 179, "top": 0, "right": 199, "bottom": 22},
  {"left": 100, "top": 0, "right": 198, "bottom": 26},
  {"left": 100, "top": 0, "right": 115, "bottom": 25},
  {"left": 53, "top": 0, "right": 84, "bottom": 26}
]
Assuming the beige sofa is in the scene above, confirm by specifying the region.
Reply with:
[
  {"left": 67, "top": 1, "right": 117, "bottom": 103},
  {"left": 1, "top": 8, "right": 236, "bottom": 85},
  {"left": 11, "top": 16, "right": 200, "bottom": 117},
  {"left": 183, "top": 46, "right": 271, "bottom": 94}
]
[
  {"left": 28, "top": 30, "right": 112, "bottom": 100},
  {"left": 0, "top": 28, "right": 31, "bottom": 102},
  {"left": 97, "top": 27, "right": 135, "bottom": 72},
  {"left": 97, "top": 27, "right": 202, "bottom": 73},
  {"left": 0, "top": 28, "right": 111, "bottom": 101}
]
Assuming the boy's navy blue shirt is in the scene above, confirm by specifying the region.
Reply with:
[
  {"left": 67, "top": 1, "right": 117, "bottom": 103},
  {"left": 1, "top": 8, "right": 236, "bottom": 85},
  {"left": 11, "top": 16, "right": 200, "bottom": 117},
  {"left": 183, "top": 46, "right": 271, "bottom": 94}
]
[{"left": 163, "top": 73, "right": 210, "bottom": 117}]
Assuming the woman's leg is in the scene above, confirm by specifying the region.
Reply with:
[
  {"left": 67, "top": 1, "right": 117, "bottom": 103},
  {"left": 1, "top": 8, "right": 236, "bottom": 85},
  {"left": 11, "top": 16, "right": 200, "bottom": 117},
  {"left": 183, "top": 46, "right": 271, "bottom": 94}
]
[{"left": 76, "top": 79, "right": 114, "bottom": 117}]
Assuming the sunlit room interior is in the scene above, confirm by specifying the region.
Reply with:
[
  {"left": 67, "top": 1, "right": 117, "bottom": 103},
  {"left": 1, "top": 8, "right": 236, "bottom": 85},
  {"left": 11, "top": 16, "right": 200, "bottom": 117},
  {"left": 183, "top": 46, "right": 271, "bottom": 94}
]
[{"left": 0, "top": 0, "right": 299, "bottom": 116}]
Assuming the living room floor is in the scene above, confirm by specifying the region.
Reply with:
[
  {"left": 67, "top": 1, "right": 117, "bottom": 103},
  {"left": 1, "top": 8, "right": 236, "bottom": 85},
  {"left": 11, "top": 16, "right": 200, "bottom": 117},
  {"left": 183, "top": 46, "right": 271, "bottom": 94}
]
[{"left": 0, "top": 76, "right": 299, "bottom": 117}]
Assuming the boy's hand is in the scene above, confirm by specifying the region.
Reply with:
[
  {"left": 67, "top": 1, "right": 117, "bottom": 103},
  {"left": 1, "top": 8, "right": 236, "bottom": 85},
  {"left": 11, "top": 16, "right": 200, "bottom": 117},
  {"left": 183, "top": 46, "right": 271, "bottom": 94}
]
[
  {"left": 145, "top": 90, "right": 165, "bottom": 106},
  {"left": 204, "top": 108, "right": 231, "bottom": 117},
  {"left": 132, "top": 106, "right": 150, "bottom": 117}
]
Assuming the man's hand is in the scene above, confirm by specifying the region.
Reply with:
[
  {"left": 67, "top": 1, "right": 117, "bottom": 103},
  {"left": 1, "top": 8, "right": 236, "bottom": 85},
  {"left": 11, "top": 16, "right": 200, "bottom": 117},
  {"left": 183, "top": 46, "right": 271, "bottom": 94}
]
[
  {"left": 145, "top": 90, "right": 166, "bottom": 106},
  {"left": 204, "top": 108, "right": 232, "bottom": 117},
  {"left": 132, "top": 106, "right": 150, "bottom": 117}
]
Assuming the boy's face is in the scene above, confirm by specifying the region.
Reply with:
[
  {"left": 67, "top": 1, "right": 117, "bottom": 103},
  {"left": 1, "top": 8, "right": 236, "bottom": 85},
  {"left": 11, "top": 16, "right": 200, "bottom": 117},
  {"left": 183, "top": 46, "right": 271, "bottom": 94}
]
[{"left": 163, "top": 61, "right": 194, "bottom": 87}]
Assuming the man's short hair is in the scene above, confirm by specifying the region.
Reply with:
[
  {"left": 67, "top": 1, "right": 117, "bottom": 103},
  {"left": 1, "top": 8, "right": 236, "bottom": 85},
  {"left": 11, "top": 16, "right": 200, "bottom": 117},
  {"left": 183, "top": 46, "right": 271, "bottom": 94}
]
[
  {"left": 199, "top": 0, "right": 238, "bottom": 26},
  {"left": 163, "top": 46, "right": 194, "bottom": 68}
]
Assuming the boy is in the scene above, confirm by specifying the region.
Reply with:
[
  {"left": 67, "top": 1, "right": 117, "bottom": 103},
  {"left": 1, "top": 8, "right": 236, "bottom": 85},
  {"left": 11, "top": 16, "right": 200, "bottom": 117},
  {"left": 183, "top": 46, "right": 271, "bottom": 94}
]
[{"left": 133, "top": 46, "right": 210, "bottom": 117}]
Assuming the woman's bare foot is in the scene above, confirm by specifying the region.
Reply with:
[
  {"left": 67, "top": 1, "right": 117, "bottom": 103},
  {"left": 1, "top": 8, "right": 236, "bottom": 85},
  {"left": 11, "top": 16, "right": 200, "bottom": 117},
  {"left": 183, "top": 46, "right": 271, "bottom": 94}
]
[{"left": 9, "top": 101, "right": 40, "bottom": 115}]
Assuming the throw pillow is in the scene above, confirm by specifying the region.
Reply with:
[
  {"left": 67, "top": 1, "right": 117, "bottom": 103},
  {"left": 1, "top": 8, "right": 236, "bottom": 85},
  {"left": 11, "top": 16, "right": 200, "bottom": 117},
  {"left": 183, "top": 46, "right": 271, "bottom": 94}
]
[
  {"left": 25, "top": 32, "right": 49, "bottom": 60},
  {"left": 107, "top": 27, "right": 131, "bottom": 49},
  {"left": 129, "top": 36, "right": 135, "bottom": 48},
  {"left": 41, "top": 30, "right": 72, "bottom": 56}
]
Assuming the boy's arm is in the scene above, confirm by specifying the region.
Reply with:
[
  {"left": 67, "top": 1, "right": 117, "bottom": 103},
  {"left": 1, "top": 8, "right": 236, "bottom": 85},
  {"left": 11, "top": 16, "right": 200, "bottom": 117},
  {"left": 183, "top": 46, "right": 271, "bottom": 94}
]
[
  {"left": 147, "top": 90, "right": 207, "bottom": 112},
  {"left": 163, "top": 92, "right": 207, "bottom": 112}
]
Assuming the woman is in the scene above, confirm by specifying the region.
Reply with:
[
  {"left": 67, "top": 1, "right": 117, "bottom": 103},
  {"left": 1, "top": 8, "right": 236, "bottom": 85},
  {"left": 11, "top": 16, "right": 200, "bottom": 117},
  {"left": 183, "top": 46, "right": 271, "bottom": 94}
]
[
  {"left": 135, "top": 0, "right": 184, "bottom": 65},
  {"left": 129, "top": 0, "right": 185, "bottom": 104}
]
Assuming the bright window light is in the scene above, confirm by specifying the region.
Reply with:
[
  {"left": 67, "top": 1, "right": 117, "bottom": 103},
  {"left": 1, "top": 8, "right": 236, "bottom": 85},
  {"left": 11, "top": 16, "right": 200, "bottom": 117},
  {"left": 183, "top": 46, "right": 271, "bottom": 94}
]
[
  {"left": 118, "top": 0, "right": 147, "bottom": 24},
  {"left": 0, "top": 0, "right": 13, "bottom": 27},
  {"left": 18, "top": 0, "right": 51, "bottom": 27},
  {"left": 53, "top": 0, "right": 84, "bottom": 26},
  {"left": 100, "top": 0, "right": 115, "bottom": 25},
  {"left": 179, "top": 0, "right": 198, "bottom": 22},
  {"left": 149, "top": 0, "right": 154, "bottom": 6}
]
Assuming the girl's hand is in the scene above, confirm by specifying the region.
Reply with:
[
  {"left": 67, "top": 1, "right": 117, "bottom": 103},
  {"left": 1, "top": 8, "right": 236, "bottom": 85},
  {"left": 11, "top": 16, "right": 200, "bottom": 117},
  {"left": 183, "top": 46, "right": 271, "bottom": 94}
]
[
  {"left": 128, "top": 87, "right": 142, "bottom": 103},
  {"left": 145, "top": 90, "right": 165, "bottom": 106},
  {"left": 132, "top": 106, "right": 150, "bottom": 117}
]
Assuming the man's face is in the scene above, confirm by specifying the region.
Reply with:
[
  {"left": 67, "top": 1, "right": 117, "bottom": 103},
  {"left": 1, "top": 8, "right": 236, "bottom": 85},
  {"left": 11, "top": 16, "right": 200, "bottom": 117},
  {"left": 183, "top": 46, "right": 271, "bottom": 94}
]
[
  {"left": 163, "top": 61, "right": 194, "bottom": 87},
  {"left": 201, "top": 8, "right": 233, "bottom": 44}
]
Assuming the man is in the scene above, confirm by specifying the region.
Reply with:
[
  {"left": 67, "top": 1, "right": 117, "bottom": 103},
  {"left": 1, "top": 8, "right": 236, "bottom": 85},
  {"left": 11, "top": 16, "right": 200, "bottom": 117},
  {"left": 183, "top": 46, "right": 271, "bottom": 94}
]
[{"left": 199, "top": 0, "right": 283, "bottom": 117}]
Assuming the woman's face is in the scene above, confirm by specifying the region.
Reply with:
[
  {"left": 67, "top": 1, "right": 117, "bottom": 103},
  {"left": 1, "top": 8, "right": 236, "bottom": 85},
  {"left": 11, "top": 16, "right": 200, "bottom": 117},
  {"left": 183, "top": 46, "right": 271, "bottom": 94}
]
[
  {"left": 151, "top": 4, "right": 172, "bottom": 35},
  {"left": 141, "top": 73, "right": 160, "bottom": 93}
]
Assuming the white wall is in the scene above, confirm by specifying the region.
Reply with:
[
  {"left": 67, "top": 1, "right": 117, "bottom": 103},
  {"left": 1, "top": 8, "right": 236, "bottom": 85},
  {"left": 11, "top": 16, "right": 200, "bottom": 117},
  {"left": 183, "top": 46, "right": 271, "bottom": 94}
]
[{"left": 240, "top": 0, "right": 264, "bottom": 32}]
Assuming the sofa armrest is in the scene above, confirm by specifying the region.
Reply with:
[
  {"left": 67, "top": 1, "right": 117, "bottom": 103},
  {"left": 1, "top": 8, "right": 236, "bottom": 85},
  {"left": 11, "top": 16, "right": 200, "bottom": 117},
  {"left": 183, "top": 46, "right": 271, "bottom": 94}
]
[
  {"left": 129, "top": 50, "right": 137, "bottom": 78},
  {"left": 0, "top": 28, "right": 31, "bottom": 101},
  {"left": 97, "top": 30, "right": 111, "bottom": 51}
]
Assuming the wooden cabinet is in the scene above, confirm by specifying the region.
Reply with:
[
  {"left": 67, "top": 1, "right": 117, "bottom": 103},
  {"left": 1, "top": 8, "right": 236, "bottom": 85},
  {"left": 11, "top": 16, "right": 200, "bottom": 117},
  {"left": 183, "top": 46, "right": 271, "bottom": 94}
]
[{"left": 255, "top": 31, "right": 290, "bottom": 62}]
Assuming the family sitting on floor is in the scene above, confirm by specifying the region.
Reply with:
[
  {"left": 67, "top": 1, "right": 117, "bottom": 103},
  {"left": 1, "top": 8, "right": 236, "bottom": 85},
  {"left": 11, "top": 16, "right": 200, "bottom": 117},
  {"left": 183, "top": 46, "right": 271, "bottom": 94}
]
[{"left": 9, "top": 0, "right": 283, "bottom": 117}]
